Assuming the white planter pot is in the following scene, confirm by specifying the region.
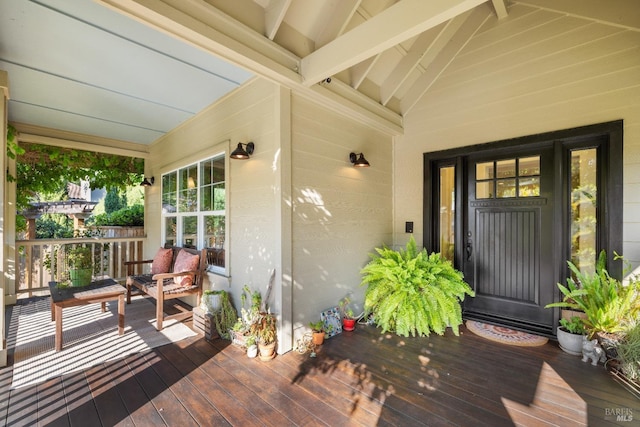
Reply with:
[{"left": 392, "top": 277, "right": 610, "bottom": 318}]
[
  {"left": 247, "top": 344, "right": 258, "bottom": 358},
  {"left": 202, "top": 293, "right": 222, "bottom": 313},
  {"left": 557, "top": 326, "right": 584, "bottom": 356}
]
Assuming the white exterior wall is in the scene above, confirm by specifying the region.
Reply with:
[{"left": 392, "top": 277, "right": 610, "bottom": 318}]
[
  {"left": 290, "top": 94, "right": 393, "bottom": 339},
  {"left": 397, "top": 4, "right": 640, "bottom": 270}
]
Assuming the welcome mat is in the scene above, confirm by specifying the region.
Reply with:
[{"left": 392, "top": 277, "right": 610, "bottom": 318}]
[
  {"left": 466, "top": 320, "right": 548, "bottom": 347},
  {"left": 9, "top": 295, "right": 197, "bottom": 389}
]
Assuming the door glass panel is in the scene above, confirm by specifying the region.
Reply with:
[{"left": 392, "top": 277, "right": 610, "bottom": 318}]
[
  {"left": 496, "top": 179, "right": 516, "bottom": 198},
  {"left": 439, "top": 166, "right": 455, "bottom": 261},
  {"left": 476, "top": 181, "right": 493, "bottom": 199},
  {"left": 570, "top": 148, "right": 597, "bottom": 274},
  {"left": 519, "top": 156, "right": 540, "bottom": 176},
  {"left": 519, "top": 177, "right": 540, "bottom": 197},
  {"left": 476, "top": 162, "right": 493, "bottom": 180},
  {"left": 496, "top": 159, "right": 516, "bottom": 178}
]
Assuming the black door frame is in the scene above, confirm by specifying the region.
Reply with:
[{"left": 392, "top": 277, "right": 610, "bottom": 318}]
[{"left": 423, "top": 120, "right": 623, "bottom": 332}]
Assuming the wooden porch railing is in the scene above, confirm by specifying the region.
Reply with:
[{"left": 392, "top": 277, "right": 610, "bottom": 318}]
[{"left": 16, "top": 237, "right": 145, "bottom": 296}]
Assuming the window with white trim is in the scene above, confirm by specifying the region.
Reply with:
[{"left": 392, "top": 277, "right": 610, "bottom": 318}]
[{"left": 162, "top": 154, "right": 226, "bottom": 272}]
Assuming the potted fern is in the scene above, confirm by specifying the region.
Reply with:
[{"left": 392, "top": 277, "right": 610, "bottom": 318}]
[
  {"left": 545, "top": 251, "right": 640, "bottom": 360},
  {"left": 360, "top": 236, "right": 475, "bottom": 337}
]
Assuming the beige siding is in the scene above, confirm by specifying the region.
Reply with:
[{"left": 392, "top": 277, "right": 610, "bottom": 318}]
[
  {"left": 147, "top": 78, "right": 284, "bottom": 319},
  {"left": 398, "top": 4, "right": 640, "bottom": 267},
  {"left": 291, "top": 94, "right": 393, "bottom": 338}
]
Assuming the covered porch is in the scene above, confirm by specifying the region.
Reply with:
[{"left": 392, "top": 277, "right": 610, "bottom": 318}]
[{"left": 0, "top": 305, "right": 634, "bottom": 426}]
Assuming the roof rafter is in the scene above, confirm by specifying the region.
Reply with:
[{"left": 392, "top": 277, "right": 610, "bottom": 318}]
[
  {"left": 316, "top": 0, "right": 362, "bottom": 48},
  {"left": 491, "top": 0, "right": 508, "bottom": 19},
  {"left": 401, "top": 4, "right": 492, "bottom": 115},
  {"left": 265, "top": 0, "right": 292, "bottom": 40},
  {"left": 299, "top": 0, "right": 489, "bottom": 86}
]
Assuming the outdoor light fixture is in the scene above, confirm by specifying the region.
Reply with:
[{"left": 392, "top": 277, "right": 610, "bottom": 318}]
[
  {"left": 349, "top": 152, "right": 370, "bottom": 168},
  {"left": 230, "top": 142, "right": 255, "bottom": 159},
  {"left": 140, "top": 176, "right": 155, "bottom": 187}
]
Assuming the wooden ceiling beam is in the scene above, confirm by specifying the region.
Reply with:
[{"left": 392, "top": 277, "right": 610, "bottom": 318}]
[
  {"left": 299, "top": 0, "right": 488, "bottom": 86},
  {"left": 265, "top": 0, "right": 292, "bottom": 40},
  {"left": 491, "top": 0, "right": 509, "bottom": 19}
]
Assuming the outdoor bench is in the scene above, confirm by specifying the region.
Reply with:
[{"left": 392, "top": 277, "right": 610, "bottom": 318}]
[{"left": 125, "top": 245, "right": 206, "bottom": 330}]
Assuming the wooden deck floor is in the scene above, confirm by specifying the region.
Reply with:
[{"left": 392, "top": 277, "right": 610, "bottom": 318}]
[{"left": 0, "top": 307, "right": 637, "bottom": 426}]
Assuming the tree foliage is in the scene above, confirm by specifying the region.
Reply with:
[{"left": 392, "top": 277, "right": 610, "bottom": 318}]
[
  {"left": 360, "top": 236, "right": 475, "bottom": 337},
  {"left": 89, "top": 204, "right": 144, "bottom": 227},
  {"left": 6, "top": 125, "right": 145, "bottom": 231}
]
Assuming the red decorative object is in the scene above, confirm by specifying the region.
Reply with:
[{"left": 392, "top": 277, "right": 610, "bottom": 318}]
[
  {"left": 151, "top": 247, "right": 173, "bottom": 274},
  {"left": 342, "top": 318, "right": 356, "bottom": 331}
]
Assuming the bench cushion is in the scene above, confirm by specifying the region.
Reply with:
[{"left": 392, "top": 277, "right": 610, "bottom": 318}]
[
  {"left": 173, "top": 249, "right": 200, "bottom": 286},
  {"left": 151, "top": 247, "right": 173, "bottom": 274}
]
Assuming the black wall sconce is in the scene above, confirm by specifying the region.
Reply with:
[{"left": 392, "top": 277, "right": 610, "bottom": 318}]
[
  {"left": 349, "top": 152, "right": 370, "bottom": 167},
  {"left": 230, "top": 142, "right": 255, "bottom": 159},
  {"left": 140, "top": 176, "right": 155, "bottom": 187}
]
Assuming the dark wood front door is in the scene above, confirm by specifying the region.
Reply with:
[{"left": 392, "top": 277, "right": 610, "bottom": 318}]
[{"left": 462, "top": 147, "right": 556, "bottom": 334}]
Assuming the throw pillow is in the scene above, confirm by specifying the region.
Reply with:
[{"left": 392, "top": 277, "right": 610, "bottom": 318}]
[
  {"left": 173, "top": 249, "right": 200, "bottom": 287},
  {"left": 151, "top": 247, "right": 173, "bottom": 274}
]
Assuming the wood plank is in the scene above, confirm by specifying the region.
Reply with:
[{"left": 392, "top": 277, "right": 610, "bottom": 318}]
[
  {"left": 141, "top": 350, "right": 231, "bottom": 426},
  {"left": 125, "top": 350, "right": 199, "bottom": 427},
  {"left": 37, "top": 377, "right": 70, "bottom": 427},
  {"left": 61, "top": 370, "right": 102, "bottom": 426},
  {"left": 104, "top": 354, "right": 167, "bottom": 426},
  {"left": 85, "top": 363, "right": 135, "bottom": 426}
]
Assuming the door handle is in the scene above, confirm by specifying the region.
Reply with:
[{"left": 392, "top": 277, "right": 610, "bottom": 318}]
[{"left": 466, "top": 240, "right": 473, "bottom": 261}]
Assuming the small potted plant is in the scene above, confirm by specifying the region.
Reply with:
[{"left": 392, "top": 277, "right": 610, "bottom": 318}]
[
  {"left": 309, "top": 320, "right": 325, "bottom": 345},
  {"left": 67, "top": 245, "right": 93, "bottom": 287},
  {"left": 245, "top": 335, "right": 258, "bottom": 358},
  {"left": 339, "top": 296, "right": 356, "bottom": 331},
  {"left": 556, "top": 316, "right": 587, "bottom": 356},
  {"left": 254, "top": 313, "right": 277, "bottom": 361}
]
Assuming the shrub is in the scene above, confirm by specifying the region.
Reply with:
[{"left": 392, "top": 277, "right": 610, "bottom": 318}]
[{"left": 360, "top": 236, "right": 475, "bottom": 337}]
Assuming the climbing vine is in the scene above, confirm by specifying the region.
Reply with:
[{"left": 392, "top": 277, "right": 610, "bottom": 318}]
[{"left": 6, "top": 124, "right": 145, "bottom": 230}]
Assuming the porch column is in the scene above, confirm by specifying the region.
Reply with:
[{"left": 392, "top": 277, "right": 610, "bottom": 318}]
[{"left": 0, "top": 70, "right": 11, "bottom": 367}]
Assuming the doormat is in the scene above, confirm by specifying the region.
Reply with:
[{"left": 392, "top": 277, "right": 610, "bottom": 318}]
[{"left": 466, "top": 320, "right": 548, "bottom": 347}]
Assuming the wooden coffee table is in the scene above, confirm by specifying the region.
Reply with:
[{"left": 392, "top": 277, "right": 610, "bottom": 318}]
[{"left": 49, "top": 278, "right": 126, "bottom": 351}]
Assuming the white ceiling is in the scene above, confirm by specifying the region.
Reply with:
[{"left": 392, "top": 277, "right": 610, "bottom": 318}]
[
  {"left": 0, "top": 0, "right": 253, "bottom": 144},
  {"left": 2, "top": 0, "right": 638, "bottom": 146}
]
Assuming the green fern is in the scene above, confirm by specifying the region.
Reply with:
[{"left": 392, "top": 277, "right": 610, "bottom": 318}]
[{"left": 361, "top": 236, "right": 475, "bottom": 337}]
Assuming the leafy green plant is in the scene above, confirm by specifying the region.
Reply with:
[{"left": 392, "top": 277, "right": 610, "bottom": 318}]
[
  {"left": 210, "top": 290, "right": 237, "bottom": 340},
  {"left": 67, "top": 245, "right": 93, "bottom": 270},
  {"left": 617, "top": 323, "right": 640, "bottom": 380},
  {"left": 559, "top": 316, "right": 586, "bottom": 335},
  {"left": 338, "top": 296, "right": 355, "bottom": 320},
  {"left": 545, "top": 251, "right": 640, "bottom": 338},
  {"left": 360, "top": 236, "right": 475, "bottom": 337},
  {"left": 309, "top": 320, "right": 324, "bottom": 332}
]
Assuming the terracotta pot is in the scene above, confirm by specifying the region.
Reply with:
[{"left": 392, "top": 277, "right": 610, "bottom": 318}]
[
  {"left": 343, "top": 318, "right": 356, "bottom": 331},
  {"left": 258, "top": 341, "right": 276, "bottom": 361},
  {"left": 312, "top": 331, "right": 325, "bottom": 346},
  {"left": 556, "top": 326, "right": 584, "bottom": 356}
]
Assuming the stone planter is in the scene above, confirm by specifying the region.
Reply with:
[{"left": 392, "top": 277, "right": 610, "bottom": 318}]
[{"left": 556, "top": 326, "right": 584, "bottom": 356}]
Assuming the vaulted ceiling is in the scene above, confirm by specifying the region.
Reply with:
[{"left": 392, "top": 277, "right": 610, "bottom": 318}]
[{"left": 2, "top": 0, "right": 638, "bottom": 145}]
